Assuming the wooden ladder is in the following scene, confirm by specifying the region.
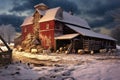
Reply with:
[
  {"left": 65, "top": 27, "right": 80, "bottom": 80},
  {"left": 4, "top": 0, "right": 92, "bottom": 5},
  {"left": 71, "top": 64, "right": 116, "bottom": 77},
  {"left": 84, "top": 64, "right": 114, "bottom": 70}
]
[{"left": 67, "top": 43, "right": 73, "bottom": 54}]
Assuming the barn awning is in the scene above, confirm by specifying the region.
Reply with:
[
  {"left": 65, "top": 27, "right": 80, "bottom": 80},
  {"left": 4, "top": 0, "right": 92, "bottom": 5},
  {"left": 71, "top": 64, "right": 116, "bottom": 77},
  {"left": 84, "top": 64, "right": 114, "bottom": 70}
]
[
  {"left": 55, "top": 33, "right": 79, "bottom": 40},
  {"left": 65, "top": 24, "right": 116, "bottom": 41}
]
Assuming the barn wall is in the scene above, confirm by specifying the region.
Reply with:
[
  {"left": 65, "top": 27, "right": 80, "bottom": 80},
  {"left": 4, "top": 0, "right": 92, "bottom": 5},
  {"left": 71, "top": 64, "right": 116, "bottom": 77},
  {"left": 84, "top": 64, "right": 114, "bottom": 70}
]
[
  {"left": 83, "top": 36, "right": 116, "bottom": 52},
  {"left": 21, "top": 24, "right": 33, "bottom": 41},
  {"left": 39, "top": 20, "right": 55, "bottom": 49},
  {"left": 14, "top": 35, "right": 22, "bottom": 47}
]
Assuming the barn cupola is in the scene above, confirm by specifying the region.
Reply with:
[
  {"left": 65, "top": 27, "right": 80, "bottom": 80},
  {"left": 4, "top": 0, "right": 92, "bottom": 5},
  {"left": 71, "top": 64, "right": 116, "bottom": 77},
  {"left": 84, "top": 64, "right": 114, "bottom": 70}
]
[
  {"left": 33, "top": 3, "right": 49, "bottom": 40},
  {"left": 34, "top": 3, "right": 49, "bottom": 11}
]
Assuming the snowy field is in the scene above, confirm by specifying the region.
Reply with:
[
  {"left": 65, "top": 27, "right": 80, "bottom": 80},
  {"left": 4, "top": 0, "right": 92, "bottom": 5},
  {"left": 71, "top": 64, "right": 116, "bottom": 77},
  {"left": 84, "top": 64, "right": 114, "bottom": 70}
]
[{"left": 0, "top": 49, "right": 120, "bottom": 80}]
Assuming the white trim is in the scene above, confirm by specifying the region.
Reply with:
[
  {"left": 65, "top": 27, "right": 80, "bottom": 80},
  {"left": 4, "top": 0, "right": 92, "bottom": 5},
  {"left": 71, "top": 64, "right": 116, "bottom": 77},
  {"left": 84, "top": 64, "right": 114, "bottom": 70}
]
[
  {"left": 55, "top": 33, "right": 79, "bottom": 40},
  {"left": 40, "top": 29, "right": 54, "bottom": 32}
]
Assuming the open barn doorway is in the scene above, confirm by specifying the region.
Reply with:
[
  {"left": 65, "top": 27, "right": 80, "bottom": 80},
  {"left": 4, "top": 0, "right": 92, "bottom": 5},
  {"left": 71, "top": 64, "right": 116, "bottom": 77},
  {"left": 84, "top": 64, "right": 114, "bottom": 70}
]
[
  {"left": 56, "top": 39, "right": 71, "bottom": 51},
  {"left": 55, "top": 38, "right": 83, "bottom": 54},
  {"left": 55, "top": 33, "right": 81, "bottom": 53}
]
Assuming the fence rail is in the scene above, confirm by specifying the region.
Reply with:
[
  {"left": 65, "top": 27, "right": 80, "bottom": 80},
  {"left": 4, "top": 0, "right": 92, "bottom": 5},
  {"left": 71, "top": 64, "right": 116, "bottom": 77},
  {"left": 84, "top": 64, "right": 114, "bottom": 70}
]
[
  {"left": 0, "top": 50, "right": 12, "bottom": 66},
  {"left": 0, "top": 35, "right": 12, "bottom": 66}
]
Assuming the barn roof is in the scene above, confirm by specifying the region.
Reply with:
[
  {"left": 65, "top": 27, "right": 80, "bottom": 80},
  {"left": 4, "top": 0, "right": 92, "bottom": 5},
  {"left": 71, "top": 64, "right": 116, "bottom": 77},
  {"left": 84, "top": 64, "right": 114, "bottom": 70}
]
[
  {"left": 21, "top": 16, "right": 33, "bottom": 26},
  {"left": 38, "top": 7, "right": 90, "bottom": 29},
  {"left": 39, "top": 7, "right": 61, "bottom": 22},
  {"left": 65, "top": 24, "right": 116, "bottom": 41},
  {"left": 62, "top": 12, "right": 90, "bottom": 29},
  {"left": 34, "top": 3, "right": 48, "bottom": 8},
  {"left": 37, "top": 9, "right": 46, "bottom": 16},
  {"left": 21, "top": 6, "right": 91, "bottom": 29},
  {"left": 21, "top": 7, "right": 58, "bottom": 26},
  {"left": 55, "top": 33, "right": 79, "bottom": 40}
]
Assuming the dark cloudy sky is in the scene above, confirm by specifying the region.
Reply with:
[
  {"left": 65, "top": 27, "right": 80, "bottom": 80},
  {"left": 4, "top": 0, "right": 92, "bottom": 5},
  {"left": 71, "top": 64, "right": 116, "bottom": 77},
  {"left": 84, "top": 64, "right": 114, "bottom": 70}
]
[{"left": 0, "top": 0, "right": 120, "bottom": 34}]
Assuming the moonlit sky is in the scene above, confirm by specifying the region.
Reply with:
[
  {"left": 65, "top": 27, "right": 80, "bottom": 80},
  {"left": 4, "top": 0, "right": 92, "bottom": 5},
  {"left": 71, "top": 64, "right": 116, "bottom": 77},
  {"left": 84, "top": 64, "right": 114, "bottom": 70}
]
[{"left": 0, "top": 0, "right": 120, "bottom": 35}]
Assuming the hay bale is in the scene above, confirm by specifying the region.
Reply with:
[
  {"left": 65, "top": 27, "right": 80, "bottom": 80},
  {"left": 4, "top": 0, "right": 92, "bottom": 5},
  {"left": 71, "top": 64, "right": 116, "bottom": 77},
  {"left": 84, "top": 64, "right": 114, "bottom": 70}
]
[
  {"left": 99, "top": 49, "right": 107, "bottom": 53},
  {"left": 31, "top": 49, "right": 38, "bottom": 53},
  {"left": 65, "top": 50, "right": 69, "bottom": 54},
  {"left": 90, "top": 50, "right": 94, "bottom": 54},
  {"left": 59, "top": 47, "right": 63, "bottom": 53},
  {"left": 56, "top": 50, "right": 59, "bottom": 53},
  {"left": 78, "top": 49, "right": 84, "bottom": 54}
]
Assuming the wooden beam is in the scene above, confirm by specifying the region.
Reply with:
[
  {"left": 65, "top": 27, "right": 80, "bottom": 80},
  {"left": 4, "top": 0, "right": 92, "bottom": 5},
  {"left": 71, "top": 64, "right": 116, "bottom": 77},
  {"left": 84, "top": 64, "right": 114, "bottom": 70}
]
[{"left": 0, "top": 35, "right": 11, "bottom": 52}]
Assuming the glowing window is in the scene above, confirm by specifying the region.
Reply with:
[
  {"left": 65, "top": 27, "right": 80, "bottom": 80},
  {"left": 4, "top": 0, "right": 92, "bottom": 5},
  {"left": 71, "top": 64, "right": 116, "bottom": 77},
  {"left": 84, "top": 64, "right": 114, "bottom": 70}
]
[{"left": 46, "top": 24, "right": 49, "bottom": 29}]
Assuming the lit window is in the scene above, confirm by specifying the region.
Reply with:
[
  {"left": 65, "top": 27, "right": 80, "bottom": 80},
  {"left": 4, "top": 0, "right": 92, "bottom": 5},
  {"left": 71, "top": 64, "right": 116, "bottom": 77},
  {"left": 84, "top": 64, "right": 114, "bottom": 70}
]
[{"left": 46, "top": 24, "right": 49, "bottom": 29}]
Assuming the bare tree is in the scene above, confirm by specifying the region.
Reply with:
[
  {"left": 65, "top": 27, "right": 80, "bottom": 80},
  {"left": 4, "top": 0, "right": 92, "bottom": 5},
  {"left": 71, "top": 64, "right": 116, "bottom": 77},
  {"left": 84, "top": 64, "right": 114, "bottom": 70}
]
[
  {"left": 0, "top": 24, "right": 16, "bottom": 44},
  {"left": 111, "top": 26, "right": 120, "bottom": 45},
  {"left": 110, "top": 9, "right": 120, "bottom": 45}
]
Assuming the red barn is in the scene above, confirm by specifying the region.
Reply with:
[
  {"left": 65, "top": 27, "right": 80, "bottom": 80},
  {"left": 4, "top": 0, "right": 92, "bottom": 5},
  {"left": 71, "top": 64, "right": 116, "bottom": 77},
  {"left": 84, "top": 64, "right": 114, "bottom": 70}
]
[{"left": 20, "top": 3, "right": 116, "bottom": 53}]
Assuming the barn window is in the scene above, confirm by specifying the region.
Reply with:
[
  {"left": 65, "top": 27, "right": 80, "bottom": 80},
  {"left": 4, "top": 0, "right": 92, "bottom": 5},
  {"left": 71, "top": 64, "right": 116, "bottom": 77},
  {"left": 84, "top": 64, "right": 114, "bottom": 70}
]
[
  {"left": 24, "top": 28, "right": 27, "bottom": 33},
  {"left": 46, "top": 24, "right": 49, "bottom": 29}
]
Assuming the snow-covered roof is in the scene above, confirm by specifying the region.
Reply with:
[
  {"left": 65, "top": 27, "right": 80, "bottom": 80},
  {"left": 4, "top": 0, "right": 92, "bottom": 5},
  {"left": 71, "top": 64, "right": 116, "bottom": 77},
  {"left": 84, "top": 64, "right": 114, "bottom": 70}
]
[
  {"left": 61, "top": 12, "right": 90, "bottom": 29},
  {"left": 55, "top": 33, "right": 79, "bottom": 40},
  {"left": 21, "top": 7, "right": 59, "bottom": 26},
  {"left": 34, "top": 3, "right": 48, "bottom": 8},
  {"left": 37, "top": 9, "right": 46, "bottom": 15},
  {"left": 15, "top": 32, "right": 22, "bottom": 38},
  {"left": 39, "top": 7, "right": 61, "bottom": 22},
  {"left": 39, "top": 7, "right": 90, "bottom": 29},
  {"left": 21, "top": 16, "right": 33, "bottom": 26},
  {"left": 66, "top": 24, "right": 116, "bottom": 41},
  {"left": 21, "top": 6, "right": 91, "bottom": 29}
]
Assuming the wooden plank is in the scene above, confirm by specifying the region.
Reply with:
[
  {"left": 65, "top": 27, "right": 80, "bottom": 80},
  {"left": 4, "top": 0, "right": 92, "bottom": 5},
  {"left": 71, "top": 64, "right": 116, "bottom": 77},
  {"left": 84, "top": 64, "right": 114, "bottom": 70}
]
[
  {"left": 0, "top": 35, "right": 12, "bottom": 66},
  {"left": 0, "top": 35, "right": 11, "bottom": 51}
]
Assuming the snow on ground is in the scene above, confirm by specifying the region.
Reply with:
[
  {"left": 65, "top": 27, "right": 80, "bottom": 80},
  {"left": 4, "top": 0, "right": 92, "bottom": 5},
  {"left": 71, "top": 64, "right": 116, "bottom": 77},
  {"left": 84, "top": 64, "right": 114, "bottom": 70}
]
[
  {"left": 0, "top": 46, "right": 8, "bottom": 51},
  {"left": 0, "top": 51, "right": 120, "bottom": 80},
  {"left": 72, "top": 61, "right": 120, "bottom": 80},
  {"left": 117, "top": 45, "right": 120, "bottom": 50}
]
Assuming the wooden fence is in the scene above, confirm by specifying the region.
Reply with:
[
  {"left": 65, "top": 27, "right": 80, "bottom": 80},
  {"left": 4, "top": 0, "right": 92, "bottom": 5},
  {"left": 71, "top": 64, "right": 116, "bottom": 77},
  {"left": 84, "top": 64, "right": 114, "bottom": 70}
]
[
  {"left": 0, "top": 50, "right": 12, "bottom": 66},
  {"left": 0, "top": 35, "right": 12, "bottom": 66}
]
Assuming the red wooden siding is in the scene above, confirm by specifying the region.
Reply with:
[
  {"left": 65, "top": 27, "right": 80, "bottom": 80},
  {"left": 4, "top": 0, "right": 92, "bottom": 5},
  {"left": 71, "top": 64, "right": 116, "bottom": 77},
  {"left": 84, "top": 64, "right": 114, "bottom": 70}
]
[
  {"left": 21, "top": 24, "right": 33, "bottom": 41},
  {"left": 39, "top": 20, "right": 55, "bottom": 49}
]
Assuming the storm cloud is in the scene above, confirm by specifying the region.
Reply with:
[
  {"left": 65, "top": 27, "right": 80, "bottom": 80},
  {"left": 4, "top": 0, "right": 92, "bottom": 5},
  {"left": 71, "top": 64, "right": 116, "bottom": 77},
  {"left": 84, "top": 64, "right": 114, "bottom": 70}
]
[
  {"left": 8, "top": 0, "right": 120, "bottom": 28},
  {"left": 0, "top": 14, "right": 24, "bottom": 32},
  {"left": 0, "top": 0, "right": 120, "bottom": 33},
  {"left": 86, "top": 0, "right": 120, "bottom": 16},
  {"left": 79, "top": 0, "right": 120, "bottom": 28},
  {"left": 89, "top": 13, "right": 114, "bottom": 28},
  {"left": 10, "top": 0, "right": 80, "bottom": 14}
]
